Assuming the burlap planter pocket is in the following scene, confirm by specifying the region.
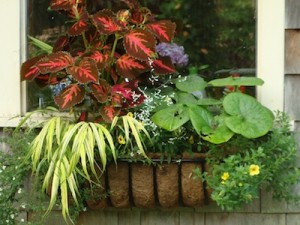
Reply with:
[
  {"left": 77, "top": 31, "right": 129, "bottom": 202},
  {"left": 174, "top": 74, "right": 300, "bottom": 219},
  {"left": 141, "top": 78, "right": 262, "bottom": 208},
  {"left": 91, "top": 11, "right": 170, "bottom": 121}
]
[
  {"left": 85, "top": 172, "right": 107, "bottom": 209},
  {"left": 131, "top": 163, "right": 155, "bottom": 208},
  {"left": 107, "top": 162, "right": 130, "bottom": 208},
  {"left": 156, "top": 163, "right": 179, "bottom": 208},
  {"left": 181, "top": 162, "right": 205, "bottom": 207}
]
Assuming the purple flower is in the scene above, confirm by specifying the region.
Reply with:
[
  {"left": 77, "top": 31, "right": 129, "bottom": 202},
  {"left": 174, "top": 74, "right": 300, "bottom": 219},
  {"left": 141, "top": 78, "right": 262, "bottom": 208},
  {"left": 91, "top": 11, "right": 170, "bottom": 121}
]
[
  {"left": 50, "top": 78, "right": 72, "bottom": 96},
  {"left": 155, "top": 43, "right": 189, "bottom": 67}
]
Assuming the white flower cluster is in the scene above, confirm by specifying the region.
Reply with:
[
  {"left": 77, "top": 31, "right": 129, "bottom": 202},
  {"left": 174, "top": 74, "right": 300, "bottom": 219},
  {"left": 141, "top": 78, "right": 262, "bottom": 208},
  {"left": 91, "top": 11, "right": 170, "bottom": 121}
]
[
  {"left": 134, "top": 92, "right": 158, "bottom": 136},
  {"left": 134, "top": 87, "right": 176, "bottom": 138},
  {"left": 0, "top": 165, "right": 6, "bottom": 173}
]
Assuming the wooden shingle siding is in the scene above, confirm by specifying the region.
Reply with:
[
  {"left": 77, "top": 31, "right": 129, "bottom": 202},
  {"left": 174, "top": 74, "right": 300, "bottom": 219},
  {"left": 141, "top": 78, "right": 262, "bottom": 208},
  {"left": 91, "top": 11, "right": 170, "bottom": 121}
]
[
  {"left": 285, "top": 31, "right": 300, "bottom": 74},
  {"left": 287, "top": 214, "right": 300, "bottom": 225},
  {"left": 286, "top": 0, "right": 300, "bottom": 29},
  {"left": 284, "top": 75, "right": 300, "bottom": 120},
  {"left": 205, "top": 213, "right": 286, "bottom": 225}
]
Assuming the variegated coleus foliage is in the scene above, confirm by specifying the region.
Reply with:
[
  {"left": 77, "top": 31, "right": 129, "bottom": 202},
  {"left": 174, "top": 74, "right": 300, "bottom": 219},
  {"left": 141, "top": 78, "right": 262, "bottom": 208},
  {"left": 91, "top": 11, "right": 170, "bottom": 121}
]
[{"left": 21, "top": 0, "right": 177, "bottom": 122}]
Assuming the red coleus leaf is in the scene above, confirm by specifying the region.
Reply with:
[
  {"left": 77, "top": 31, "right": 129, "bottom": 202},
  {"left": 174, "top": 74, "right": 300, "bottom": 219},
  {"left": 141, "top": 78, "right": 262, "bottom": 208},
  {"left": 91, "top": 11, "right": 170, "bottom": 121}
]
[
  {"left": 34, "top": 74, "right": 59, "bottom": 88},
  {"left": 54, "top": 84, "right": 85, "bottom": 110},
  {"left": 53, "top": 36, "right": 69, "bottom": 52},
  {"left": 100, "top": 105, "right": 120, "bottom": 122},
  {"left": 77, "top": 111, "right": 88, "bottom": 122},
  {"left": 91, "top": 10, "right": 120, "bottom": 35},
  {"left": 66, "top": 58, "right": 98, "bottom": 83},
  {"left": 21, "top": 55, "right": 45, "bottom": 81},
  {"left": 90, "top": 79, "right": 112, "bottom": 103},
  {"left": 120, "top": 0, "right": 140, "bottom": 9},
  {"left": 36, "top": 51, "right": 74, "bottom": 74},
  {"left": 89, "top": 51, "right": 110, "bottom": 69},
  {"left": 146, "top": 20, "right": 176, "bottom": 43},
  {"left": 68, "top": 3, "right": 86, "bottom": 18},
  {"left": 151, "top": 56, "right": 176, "bottom": 75},
  {"left": 112, "top": 80, "right": 145, "bottom": 108},
  {"left": 110, "top": 68, "right": 119, "bottom": 84},
  {"left": 130, "top": 7, "right": 153, "bottom": 24},
  {"left": 124, "top": 29, "right": 156, "bottom": 61},
  {"left": 50, "top": 0, "right": 75, "bottom": 11},
  {"left": 111, "top": 94, "right": 123, "bottom": 107},
  {"left": 116, "top": 9, "right": 131, "bottom": 28},
  {"left": 68, "top": 10, "right": 89, "bottom": 36},
  {"left": 116, "top": 54, "right": 149, "bottom": 79}
]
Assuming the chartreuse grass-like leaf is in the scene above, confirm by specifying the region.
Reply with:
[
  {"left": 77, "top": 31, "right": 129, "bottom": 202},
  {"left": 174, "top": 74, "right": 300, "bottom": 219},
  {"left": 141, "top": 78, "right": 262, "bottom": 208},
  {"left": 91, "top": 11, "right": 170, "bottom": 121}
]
[
  {"left": 112, "top": 115, "right": 151, "bottom": 158},
  {"left": 89, "top": 123, "right": 107, "bottom": 169},
  {"left": 223, "top": 92, "right": 274, "bottom": 138},
  {"left": 25, "top": 116, "right": 119, "bottom": 223},
  {"left": 24, "top": 113, "right": 150, "bottom": 222},
  {"left": 126, "top": 116, "right": 147, "bottom": 157}
]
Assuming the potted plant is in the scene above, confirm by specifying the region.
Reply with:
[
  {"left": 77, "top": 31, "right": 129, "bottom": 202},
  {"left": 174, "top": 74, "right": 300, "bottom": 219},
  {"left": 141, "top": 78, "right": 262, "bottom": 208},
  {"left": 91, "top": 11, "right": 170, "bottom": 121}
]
[
  {"left": 18, "top": 0, "right": 300, "bottom": 223},
  {"left": 146, "top": 71, "right": 300, "bottom": 209},
  {"left": 19, "top": 0, "right": 183, "bottom": 222}
]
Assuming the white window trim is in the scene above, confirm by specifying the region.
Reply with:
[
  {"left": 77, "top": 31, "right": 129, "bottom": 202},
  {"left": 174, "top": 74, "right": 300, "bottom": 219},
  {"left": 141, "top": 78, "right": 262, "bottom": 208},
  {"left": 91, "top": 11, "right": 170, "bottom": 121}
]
[
  {"left": 256, "top": 0, "right": 285, "bottom": 111},
  {"left": 0, "top": 0, "right": 285, "bottom": 127},
  {"left": 0, "top": 0, "right": 27, "bottom": 127}
]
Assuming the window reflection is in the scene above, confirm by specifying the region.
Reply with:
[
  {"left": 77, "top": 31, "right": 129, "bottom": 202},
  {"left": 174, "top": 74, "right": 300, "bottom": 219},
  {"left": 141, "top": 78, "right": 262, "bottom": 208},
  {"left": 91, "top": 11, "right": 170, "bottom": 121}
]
[{"left": 27, "top": 0, "right": 255, "bottom": 109}]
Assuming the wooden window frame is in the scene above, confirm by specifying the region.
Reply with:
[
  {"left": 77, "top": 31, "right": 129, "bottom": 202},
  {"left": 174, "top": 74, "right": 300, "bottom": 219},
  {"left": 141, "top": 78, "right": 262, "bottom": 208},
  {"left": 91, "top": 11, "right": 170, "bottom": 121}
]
[{"left": 0, "top": 0, "right": 285, "bottom": 127}]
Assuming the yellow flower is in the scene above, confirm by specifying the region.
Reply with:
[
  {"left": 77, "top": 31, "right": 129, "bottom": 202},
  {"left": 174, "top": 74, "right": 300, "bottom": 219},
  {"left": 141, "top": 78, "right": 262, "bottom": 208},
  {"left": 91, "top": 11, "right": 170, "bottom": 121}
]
[
  {"left": 118, "top": 135, "right": 126, "bottom": 145},
  {"left": 249, "top": 164, "right": 260, "bottom": 176},
  {"left": 127, "top": 112, "right": 133, "bottom": 117},
  {"left": 221, "top": 172, "right": 230, "bottom": 181},
  {"left": 188, "top": 135, "right": 194, "bottom": 144}
]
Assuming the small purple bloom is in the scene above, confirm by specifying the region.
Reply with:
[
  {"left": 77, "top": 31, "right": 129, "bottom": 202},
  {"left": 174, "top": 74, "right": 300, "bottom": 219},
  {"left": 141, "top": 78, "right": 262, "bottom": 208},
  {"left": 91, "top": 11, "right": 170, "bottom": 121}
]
[
  {"left": 51, "top": 78, "right": 72, "bottom": 96},
  {"left": 155, "top": 43, "right": 189, "bottom": 67}
]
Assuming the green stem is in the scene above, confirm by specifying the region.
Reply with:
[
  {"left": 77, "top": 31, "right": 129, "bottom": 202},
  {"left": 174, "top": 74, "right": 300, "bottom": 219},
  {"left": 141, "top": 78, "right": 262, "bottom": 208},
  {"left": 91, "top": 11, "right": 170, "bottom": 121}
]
[
  {"left": 82, "top": 32, "right": 88, "bottom": 50},
  {"left": 110, "top": 34, "right": 120, "bottom": 59}
]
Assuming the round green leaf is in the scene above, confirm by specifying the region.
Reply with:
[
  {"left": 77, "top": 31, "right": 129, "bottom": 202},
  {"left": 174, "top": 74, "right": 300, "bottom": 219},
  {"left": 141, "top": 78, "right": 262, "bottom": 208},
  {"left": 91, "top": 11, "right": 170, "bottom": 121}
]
[
  {"left": 209, "top": 76, "right": 264, "bottom": 87},
  {"left": 151, "top": 104, "right": 189, "bottom": 131},
  {"left": 195, "top": 98, "right": 222, "bottom": 106},
  {"left": 189, "top": 105, "right": 213, "bottom": 135},
  {"left": 223, "top": 93, "right": 274, "bottom": 138},
  {"left": 202, "top": 115, "right": 234, "bottom": 144},
  {"left": 175, "top": 75, "right": 208, "bottom": 93},
  {"left": 176, "top": 92, "right": 198, "bottom": 105}
]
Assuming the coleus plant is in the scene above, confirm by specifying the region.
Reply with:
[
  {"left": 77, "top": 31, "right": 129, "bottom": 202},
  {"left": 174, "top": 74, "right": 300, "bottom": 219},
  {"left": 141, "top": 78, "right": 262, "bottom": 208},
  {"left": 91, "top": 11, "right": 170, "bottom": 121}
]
[
  {"left": 19, "top": 0, "right": 180, "bottom": 222},
  {"left": 21, "top": 0, "right": 177, "bottom": 122}
]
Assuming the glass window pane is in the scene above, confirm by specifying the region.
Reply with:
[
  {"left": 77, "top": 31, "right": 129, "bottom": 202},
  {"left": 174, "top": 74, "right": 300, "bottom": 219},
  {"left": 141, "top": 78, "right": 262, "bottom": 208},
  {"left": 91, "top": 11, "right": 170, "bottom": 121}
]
[{"left": 27, "top": 0, "right": 256, "bottom": 110}]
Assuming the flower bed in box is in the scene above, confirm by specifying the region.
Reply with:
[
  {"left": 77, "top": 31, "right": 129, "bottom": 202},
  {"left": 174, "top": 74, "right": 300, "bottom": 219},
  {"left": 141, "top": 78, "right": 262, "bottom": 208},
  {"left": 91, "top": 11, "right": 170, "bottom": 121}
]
[{"left": 16, "top": 0, "right": 300, "bottom": 224}]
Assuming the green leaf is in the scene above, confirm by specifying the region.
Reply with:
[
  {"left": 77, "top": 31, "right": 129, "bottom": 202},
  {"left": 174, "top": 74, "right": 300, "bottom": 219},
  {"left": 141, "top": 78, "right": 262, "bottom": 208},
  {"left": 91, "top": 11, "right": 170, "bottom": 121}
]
[
  {"left": 195, "top": 98, "right": 222, "bottom": 106},
  {"left": 176, "top": 92, "right": 198, "bottom": 105},
  {"left": 223, "top": 92, "right": 274, "bottom": 138},
  {"left": 209, "top": 76, "right": 264, "bottom": 87},
  {"left": 89, "top": 123, "right": 107, "bottom": 169},
  {"left": 175, "top": 75, "right": 208, "bottom": 93},
  {"left": 99, "top": 124, "right": 116, "bottom": 160},
  {"left": 151, "top": 104, "right": 189, "bottom": 131},
  {"left": 202, "top": 115, "right": 234, "bottom": 144},
  {"left": 126, "top": 116, "right": 147, "bottom": 157},
  {"left": 188, "top": 105, "right": 213, "bottom": 135},
  {"left": 28, "top": 35, "right": 53, "bottom": 54}
]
